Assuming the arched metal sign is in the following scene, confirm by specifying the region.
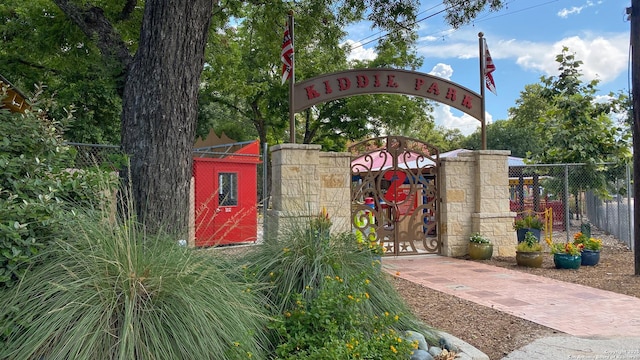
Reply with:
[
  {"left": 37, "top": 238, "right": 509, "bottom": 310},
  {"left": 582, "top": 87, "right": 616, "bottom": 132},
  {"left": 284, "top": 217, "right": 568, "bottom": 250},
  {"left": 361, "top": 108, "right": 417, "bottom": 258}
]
[{"left": 293, "top": 68, "right": 483, "bottom": 121}]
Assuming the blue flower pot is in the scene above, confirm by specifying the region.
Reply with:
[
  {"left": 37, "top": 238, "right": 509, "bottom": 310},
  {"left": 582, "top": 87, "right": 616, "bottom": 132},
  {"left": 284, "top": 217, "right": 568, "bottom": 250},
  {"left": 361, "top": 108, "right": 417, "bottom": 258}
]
[
  {"left": 553, "top": 253, "right": 581, "bottom": 269},
  {"left": 516, "top": 228, "right": 541, "bottom": 243},
  {"left": 581, "top": 250, "right": 600, "bottom": 266}
]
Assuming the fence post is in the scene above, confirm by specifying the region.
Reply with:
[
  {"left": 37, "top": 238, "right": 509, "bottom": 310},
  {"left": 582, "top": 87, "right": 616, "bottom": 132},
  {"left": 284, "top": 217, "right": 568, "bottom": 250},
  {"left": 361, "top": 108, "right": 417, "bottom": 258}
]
[
  {"left": 564, "top": 164, "right": 570, "bottom": 242},
  {"left": 628, "top": 163, "right": 634, "bottom": 251},
  {"left": 262, "top": 142, "right": 269, "bottom": 243}
]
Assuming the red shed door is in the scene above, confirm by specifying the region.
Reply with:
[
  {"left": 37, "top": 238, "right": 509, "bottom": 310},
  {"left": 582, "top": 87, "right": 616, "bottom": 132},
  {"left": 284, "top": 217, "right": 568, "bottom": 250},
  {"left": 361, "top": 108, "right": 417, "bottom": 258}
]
[{"left": 194, "top": 159, "right": 258, "bottom": 246}]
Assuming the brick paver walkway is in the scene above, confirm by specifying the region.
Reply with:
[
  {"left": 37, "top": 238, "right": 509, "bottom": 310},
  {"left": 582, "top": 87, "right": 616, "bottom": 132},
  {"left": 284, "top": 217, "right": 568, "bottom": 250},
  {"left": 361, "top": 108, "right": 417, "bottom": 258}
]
[{"left": 382, "top": 255, "right": 640, "bottom": 337}]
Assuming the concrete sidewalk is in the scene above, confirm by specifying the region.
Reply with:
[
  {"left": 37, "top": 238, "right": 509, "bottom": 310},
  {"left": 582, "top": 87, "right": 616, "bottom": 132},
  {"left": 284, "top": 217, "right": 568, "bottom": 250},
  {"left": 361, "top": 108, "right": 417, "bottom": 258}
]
[{"left": 382, "top": 255, "right": 640, "bottom": 359}]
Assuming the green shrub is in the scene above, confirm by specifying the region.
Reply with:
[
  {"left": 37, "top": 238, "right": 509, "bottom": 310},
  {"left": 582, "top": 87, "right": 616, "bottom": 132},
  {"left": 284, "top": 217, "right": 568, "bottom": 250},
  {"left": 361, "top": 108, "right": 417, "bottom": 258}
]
[
  {"left": 269, "top": 273, "right": 418, "bottom": 359},
  {"left": 240, "top": 218, "right": 436, "bottom": 357},
  {"left": 0, "top": 209, "right": 269, "bottom": 359},
  {"left": 0, "top": 96, "right": 117, "bottom": 289}
]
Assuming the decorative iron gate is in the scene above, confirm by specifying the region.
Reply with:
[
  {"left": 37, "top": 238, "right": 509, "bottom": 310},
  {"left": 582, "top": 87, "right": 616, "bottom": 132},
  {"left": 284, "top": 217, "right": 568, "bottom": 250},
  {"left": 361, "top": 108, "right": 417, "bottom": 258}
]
[{"left": 350, "top": 136, "right": 440, "bottom": 256}]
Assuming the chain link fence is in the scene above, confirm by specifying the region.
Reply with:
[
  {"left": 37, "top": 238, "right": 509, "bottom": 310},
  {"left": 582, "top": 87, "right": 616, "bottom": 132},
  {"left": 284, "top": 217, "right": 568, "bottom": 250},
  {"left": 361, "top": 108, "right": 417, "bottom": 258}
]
[
  {"left": 66, "top": 143, "right": 633, "bottom": 249},
  {"left": 510, "top": 163, "right": 633, "bottom": 249},
  {"left": 584, "top": 166, "right": 633, "bottom": 249},
  {"left": 66, "top": 142, "right": 124, "bottom": 171},
  {"left": 65, "top": 142, "right": 269, "bottom": 244},
  {"left": 66, "top": 142, "right": 268, "bottom": 203}
]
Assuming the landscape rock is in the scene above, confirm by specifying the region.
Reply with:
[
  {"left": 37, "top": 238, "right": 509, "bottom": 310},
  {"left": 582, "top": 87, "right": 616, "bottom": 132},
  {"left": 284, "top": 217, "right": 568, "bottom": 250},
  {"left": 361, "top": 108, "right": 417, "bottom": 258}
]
[
  {"left": 410, "top": 349, "right": 434, "bottom": 360},
  {"left": 404, "top": 330, "right": 429, "bottom": 350},
  {"left": 428, "top": 346, "right": 442, "bottom": 357}
]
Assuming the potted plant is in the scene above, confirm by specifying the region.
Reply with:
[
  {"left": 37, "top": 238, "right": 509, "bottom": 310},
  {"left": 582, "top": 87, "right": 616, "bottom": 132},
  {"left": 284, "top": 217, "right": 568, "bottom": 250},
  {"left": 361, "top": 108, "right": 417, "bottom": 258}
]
[
  {"left": 468, "top": 232, "right": 493, "bottom": 260},
  {"left": 547, "top": 237, "right": 582, "bottom": 269},
  {"left": 513, "top": 214, "right": 543, "bottom": 242},
  {"left": 573, "top": 231, "right": 602, "bottom": 266},
  {"left": 515, "top": 231, "right": 543, "bottom": 268}
]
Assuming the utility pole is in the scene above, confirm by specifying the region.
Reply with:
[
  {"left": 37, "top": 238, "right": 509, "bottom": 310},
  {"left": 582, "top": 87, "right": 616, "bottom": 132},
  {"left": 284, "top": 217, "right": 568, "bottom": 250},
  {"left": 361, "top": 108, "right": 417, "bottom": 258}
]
[{"left": 629, "top": 0, "right": 640, "bottom": 275}]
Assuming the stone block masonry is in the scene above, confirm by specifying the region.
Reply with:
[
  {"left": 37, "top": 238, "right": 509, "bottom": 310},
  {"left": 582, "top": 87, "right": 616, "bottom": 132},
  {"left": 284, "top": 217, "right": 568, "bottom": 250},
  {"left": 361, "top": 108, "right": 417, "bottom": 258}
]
[{"left": 268, "top": 144, "right": 515, "bottom": 257}]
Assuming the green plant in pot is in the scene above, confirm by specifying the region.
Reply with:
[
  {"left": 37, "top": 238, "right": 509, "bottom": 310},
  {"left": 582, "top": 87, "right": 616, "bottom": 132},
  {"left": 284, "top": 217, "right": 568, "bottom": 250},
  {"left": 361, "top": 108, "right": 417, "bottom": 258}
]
[
  {"left": 514, "top": 214, "right": 543, "bottom": 242},
  {"left": 515, "top": 231, "right": 543, "bottom": 268},
  {"left": 548, "top": 237, "right": 582, "bottom": 269},
  {"left": 573, "top": 232, "right": 602, "bottom": 266},
  {"left": 468, "top": 232, "right": 493, "bottom": 260}
]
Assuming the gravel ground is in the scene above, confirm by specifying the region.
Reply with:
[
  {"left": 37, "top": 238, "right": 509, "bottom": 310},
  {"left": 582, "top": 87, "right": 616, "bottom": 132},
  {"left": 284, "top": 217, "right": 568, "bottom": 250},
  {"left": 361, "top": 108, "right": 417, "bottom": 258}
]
[
  {"left": 212, "top": 222, "right": 639, "bottom": 360},
  {"left": 393, "top": 224, "right": 640, "bottom": 360}
]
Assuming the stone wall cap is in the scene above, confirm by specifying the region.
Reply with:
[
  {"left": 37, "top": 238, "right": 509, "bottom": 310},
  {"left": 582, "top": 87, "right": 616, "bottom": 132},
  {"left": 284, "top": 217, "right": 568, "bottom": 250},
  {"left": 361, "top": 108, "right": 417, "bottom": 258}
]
[
  {"left": 475, "top": 149, "right": 511, "bottom": 156},
  {"left": 441, "top": 156, "right": 474, "bottom": 163},
  {"left": 271, "top": 143, "right": 322, "bottom": 151},
  {"left": 319, "top": 152, "right": 351, "bottom": 157}
]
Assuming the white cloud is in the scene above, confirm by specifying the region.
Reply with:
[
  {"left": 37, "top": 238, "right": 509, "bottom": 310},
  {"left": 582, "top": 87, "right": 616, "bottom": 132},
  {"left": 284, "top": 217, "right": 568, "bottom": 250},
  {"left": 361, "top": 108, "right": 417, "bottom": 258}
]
[
  {"left": 557, "top": 1, "right": 595, "bottom": 18},
  {"left": 552, "top": 34, "right": 628, "bottom": 83},
  {"left": 341, "top": 39, "right": 377, "bottom": 62},
  {"left": 558, "top": 6, "right": 584, "bottom": 18},
  {"left": 429, "top": 63, "right": 454, "bottom": 79},
  {"left": 505, "top": 33, "right": 628, "bottom": 84},
  {"left": 416, "top": 23, "right": 628, "bottom": 85},
  {"left": 432, "top": 104, "right": 485, "bottom": 136},
  {"left": 428, "top": 63, "right": 492, "bottom": 136}
]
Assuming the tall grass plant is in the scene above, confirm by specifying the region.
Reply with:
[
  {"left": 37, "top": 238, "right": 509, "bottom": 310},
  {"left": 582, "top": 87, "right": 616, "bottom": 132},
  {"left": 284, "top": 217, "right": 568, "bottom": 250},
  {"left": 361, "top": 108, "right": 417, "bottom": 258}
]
[
  {"left": 1, "top": 208, "right": 269, "bottom": 359},
  {"left": 240, "top": 212, "right": 436, "bottom": 357}
]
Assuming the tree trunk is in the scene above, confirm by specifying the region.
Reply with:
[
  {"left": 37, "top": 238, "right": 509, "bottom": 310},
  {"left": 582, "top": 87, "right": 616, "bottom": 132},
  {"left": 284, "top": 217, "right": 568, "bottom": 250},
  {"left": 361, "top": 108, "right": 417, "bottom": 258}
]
[{"left": 121, "top": 0, "right": 214, "bottom": 236}]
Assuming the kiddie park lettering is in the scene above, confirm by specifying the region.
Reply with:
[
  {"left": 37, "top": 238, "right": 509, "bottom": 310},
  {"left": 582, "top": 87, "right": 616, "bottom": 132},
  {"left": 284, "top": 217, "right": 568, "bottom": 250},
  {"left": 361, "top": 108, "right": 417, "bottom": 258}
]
[{"left": 292, "top": 69, "right": 483, "bottom": 121}]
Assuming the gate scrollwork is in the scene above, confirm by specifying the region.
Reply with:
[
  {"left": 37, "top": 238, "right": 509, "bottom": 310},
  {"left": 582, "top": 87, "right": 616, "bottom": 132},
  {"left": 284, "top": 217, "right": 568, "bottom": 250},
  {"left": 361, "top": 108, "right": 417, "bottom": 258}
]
[{"left": 350, "top": 136, "right": 440, "bottom": 255}]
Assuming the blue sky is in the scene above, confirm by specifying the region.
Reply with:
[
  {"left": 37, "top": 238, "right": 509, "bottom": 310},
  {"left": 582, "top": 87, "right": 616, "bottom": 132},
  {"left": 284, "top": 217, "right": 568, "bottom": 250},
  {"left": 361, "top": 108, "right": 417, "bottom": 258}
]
[{"left": 343, "top": 0, "right": 631, "bottom": 135}]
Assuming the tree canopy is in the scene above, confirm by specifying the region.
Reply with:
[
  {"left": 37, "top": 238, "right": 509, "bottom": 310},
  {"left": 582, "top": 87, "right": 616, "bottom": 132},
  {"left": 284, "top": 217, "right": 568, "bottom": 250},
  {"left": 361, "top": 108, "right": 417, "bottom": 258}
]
[{"left": 1, "top": 0, "right": 507, "bottom": 233}]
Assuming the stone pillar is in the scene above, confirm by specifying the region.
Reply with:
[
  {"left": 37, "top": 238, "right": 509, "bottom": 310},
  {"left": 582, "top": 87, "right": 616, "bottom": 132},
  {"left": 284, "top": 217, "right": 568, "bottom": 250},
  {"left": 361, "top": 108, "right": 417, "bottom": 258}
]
[
  {"left": 318, "top": 152, "right": 351, "bottom": 234},
  {"left": 267, "top": 144, "right": 351, "bottom": 239},
  {"left": 471, "top": 150, "right": 515, "bottom": 256},
  {"left": 439, "top": 150, "right": 515, "bottom": 257},
  {"left": 439, "top": 154, "right": 475, "bottom": 256}
]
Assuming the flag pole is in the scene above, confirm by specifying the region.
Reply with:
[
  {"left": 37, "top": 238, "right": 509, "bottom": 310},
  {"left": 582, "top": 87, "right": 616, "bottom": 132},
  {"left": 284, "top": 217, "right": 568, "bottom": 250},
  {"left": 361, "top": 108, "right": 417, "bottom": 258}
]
[
  {"left": 288, "top": 11, "right": 295, "bottom": 143},
  {"left": 478, "top": 32, "right": 487, "bottom": 150}
]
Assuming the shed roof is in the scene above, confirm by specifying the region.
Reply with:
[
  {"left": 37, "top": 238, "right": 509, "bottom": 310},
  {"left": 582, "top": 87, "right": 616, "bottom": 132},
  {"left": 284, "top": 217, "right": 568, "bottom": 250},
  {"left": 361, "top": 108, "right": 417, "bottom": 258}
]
[{"left": 0, "top": 74, "right": 29, "bottom": 113}]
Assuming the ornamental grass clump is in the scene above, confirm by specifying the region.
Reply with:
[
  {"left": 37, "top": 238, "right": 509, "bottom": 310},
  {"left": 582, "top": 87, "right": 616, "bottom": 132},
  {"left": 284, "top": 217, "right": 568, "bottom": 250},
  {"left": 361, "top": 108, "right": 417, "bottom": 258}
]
[
  {"left": 516, "top": 231, "right": 542, "bottom": 252},
  {"left": 0, "top": 208, "right": 269, "bottom": 359},
  {"left": 513, "top": 214, "right": 544, "bottom": 230},
  {"left": 241, "top": 209, "right": 437, "bottom": 358}
]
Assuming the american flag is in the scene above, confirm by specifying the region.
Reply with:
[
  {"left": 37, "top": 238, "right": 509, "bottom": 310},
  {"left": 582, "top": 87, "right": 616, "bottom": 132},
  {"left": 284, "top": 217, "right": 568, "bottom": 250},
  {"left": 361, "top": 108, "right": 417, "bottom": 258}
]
[
  {"left": 484, "top": 39, "right": 497, "bottom": 95},
  {"left": 281, "top": 22, "right": 293, "bottom": 85}
]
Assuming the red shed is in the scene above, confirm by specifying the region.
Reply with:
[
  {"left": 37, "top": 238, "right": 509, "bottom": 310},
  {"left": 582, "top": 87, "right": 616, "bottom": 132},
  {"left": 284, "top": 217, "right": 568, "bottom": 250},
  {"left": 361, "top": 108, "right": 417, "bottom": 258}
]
[{"left": 193, "top": 140, "right": 261, "bottom": 247}]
